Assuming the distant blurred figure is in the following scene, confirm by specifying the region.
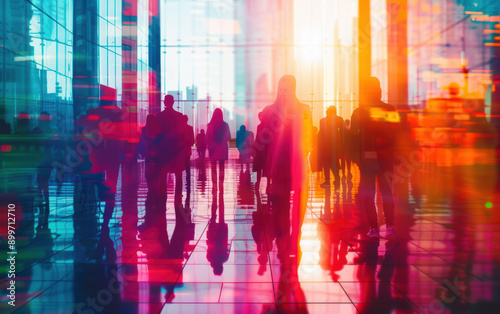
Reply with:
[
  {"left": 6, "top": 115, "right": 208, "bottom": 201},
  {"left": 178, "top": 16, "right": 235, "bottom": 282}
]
[
  {"left": 351, "top": 77, "right": 399, "bottom": 239},
  {"left": 319, "top": 106, "right": 344, "bottom": 189},
  {"left": 252, "top": 112, "right": 269, "bottom": 192},
  {"left": 157, "top": 95, "right": 187, "bottom": 224},
  {"left": 343, "top": 119, "right": 353, "bottom": 179},
  {"left": 183, "top": 115, "right": 195, "bottom": 210},
  {"left": 32, "top": 112, "right": 56, "bottom": 227},
  {"left": 84, "top": 102, "right": 124, "bottom": 229},
  {"left": 206, "top": 108, "right": 231, "bottom": 194},
  {"left": 196, "top": 129, "right": 207, "bottom": 159},
  {"left": 236, "top": 125, "right": 254, "bottom": 173}
]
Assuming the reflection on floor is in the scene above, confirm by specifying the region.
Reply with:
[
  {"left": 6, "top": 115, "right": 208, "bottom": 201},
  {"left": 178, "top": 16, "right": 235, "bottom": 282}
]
[{"left": 1, "top": 148, "right": 500, "bottom": 313}]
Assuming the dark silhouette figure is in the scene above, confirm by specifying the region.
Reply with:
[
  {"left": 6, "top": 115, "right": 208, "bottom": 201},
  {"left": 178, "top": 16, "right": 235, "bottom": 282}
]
[
  {"left": 157, "top": 95, "right": 187, "bottom": 225},
  {"left": 343, "top": 119, "right": 353, "bottom": 180},
  {"left": 206, "top": 108, "right": 231, "bottom": 194},
  {"left": 252, "top": 112, "right": 269, "bottom": 192},
  {"left": 319, "top": 106, "right": 344, "bottom": 189},
  {"left": 196, "top": 129, "right": 207, "bottom": 159},
  {"left": 264, "top": 74, "right": 312, "bottom": 260},
  {"left": 351, "top": 77, "right": 399, "bottom": 238},
  {"left": 32, "top": 111, "right": 56, "bottom": 229},
  {"left": 84, "top": 103, "right": 124, "bottom": 230},
  {"left": 183, "top": 115, "right": 195, "bottom": 210},
  {"left": 236, "top": 125, "right": 254, "bottom": 173},
  {"left": 142, "top": 114, "right": 160, "bottom": 228}
]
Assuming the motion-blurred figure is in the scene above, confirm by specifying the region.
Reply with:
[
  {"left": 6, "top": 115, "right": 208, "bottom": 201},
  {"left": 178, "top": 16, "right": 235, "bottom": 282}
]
[
  {"left": 236, "top": 125, "right": 254, "bottom": 173},
  {"left": 196, "top": 129, "right": 207, "bottom": 159},
  {"left": 183, "top": 115, "right": 195, "bottom": 210},
  {"left": 343, "top": 119, "right": 353, "bottom": 180},
  {"left": 319, "top": 106, "right": 344, "bottom": 189},
  {"left": 84, "top": 103, "right": 124, "bottom": 230},
  {"left": 351, "top": 77, "right": 399, "bottom": 239},
  {"left": 32, "top": 112, "right": 56, "bottom": 228},
  {"left": 265, "top": 74, "right": 312, "bottom": 259},
  {"left": 141, "top": 114, "right": 160, "bottom": 228},
  {"left": 252, "top": 112, "right": 269, "bottom": 192},
  {"left": 157, "top": 95, "right": 187, "bottom": 224},
  {"left": 206, "top": 108, "right": 231, "bottom": 194}
]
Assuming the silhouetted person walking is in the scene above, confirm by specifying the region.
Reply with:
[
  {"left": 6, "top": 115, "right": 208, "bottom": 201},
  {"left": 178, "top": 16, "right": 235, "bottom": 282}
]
[
  {"left": 207, "top": 108, "right": 231, "bottom": 194},
  {"left": 252, "top": 112, "right": 269, "bottom": 192},
  {"left": 265, "top": 74, "right": 312, "bottom": 259},
  {"left": 183, "top": 115, "right": 195, "bottom": 210},
  {"left": 236, "top": 125, "right": 254, "bottom": 173},
  {"left": 32, "top": 112, "right": 56, "bottom": 228},
  {"left": 351, "top": 77, "right": 399, "bottom": 238},
  {"left": 196, "top": 129, "right": 207, "bottom": 159},
  {"left": 319, "top": 106, "right": 344, "bottom": 189},
  {"left": 343, "top": 119, "right": 353, "bottom": 179},
  {"left": 141, "top": 114, "right": 160, "bottom": 228},
  {"left": 85, "top": 103, "right": 124, "bottom": 230},
  {"left": 157, "top": 95, "right": 187, "bottom": 225}
]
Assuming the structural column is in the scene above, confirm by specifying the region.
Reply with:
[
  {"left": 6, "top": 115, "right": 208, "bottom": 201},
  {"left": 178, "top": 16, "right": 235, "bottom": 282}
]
[{"left": 358, "top": 0, "right": 371, "bottom": 102}]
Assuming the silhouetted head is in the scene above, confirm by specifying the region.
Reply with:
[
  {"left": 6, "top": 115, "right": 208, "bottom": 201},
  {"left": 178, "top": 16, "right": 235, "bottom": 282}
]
[
  {"left": 362, "top": 77, "right": 382, "bottom": 104},
  {"left": 345, "top": 119, "right": 350, "bottom": 127},
  {"left": 326, "top": 106, "right": 337, "bottom": 117},
  {"left": 258, "top": 111, "right": 263, "bottom": 121},
  {"left": 164, "top": 95, "right": 175, "bottom": 108},
  {"left": 183, "top": 115, "right": 189, "bottom": 123},
  {"left": 275, "top": 74, "right": 298, "bottom": 106},
  {"left": 200, "top": 129, "right": 205, "bottom": 134},
  {"left": 210, "top": 108, "right": 223, "bottom": 125},
  {"left": 239, "top": 125, "right": 246, "bottom": 131}
]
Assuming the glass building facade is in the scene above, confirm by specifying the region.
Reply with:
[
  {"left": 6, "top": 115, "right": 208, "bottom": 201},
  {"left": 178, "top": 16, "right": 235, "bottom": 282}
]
[
  {"left": 1, "top": 0, "right": 74, "bottom": 133},
  {"left": 1, "top": 0, "right": 500, "bottom": 135}
]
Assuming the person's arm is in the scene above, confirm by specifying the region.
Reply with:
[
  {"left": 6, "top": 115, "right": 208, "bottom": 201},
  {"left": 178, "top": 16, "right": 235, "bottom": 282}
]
[{"left": 189, "top": 128, "right": 195, "bottom": 147}]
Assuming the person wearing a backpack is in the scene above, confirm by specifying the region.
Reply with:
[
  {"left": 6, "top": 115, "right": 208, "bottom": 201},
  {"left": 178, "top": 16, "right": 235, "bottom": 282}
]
[{"left": 351, "top": 77, "right": 400, "bottom": 239}]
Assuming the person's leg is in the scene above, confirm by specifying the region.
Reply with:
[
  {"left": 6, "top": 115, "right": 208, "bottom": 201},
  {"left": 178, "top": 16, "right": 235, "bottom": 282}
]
[
  {"left": 156, "top": 166, "right": 167, "bottom": 223},
  {"left": 174, "top": 170, "right": 184, "bottom": 222},
  {"left": 219, "top": 160, "right": 225, "bottom": 191},
  {"left": 346, "top": 154, "right": 352, "bottom": 175},
  {"left": 362, "top": 168, "right": 378, "bottom": 229},
  {"left": 174, "top": 170, "right": 183, "bottom": 207},
  {"left": 340, "top": 151, "right": 346, "bottom": 177},
  {"left": 323, "top": 162, "right": 330, "bottom": 185},
  {"left": 256, "top": 170, "right": 262, "bottom": 187},
  {"left": 211, "top": 160, "right": 217, "bottom": 192},
  {"left": 186, "top": 157, "right": 191, "bottom": 192},
  {"left": 377, "top": 167, "right": 395, "bottom": 227},
  {"left": 333, "top": 157, "right": 341, "bottom": 183}
]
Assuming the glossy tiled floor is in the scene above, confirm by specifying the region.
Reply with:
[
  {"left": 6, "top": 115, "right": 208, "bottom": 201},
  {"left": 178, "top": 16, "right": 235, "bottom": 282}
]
[{"left": 1, "top": 149, "right": 500, "bottom": 313}]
